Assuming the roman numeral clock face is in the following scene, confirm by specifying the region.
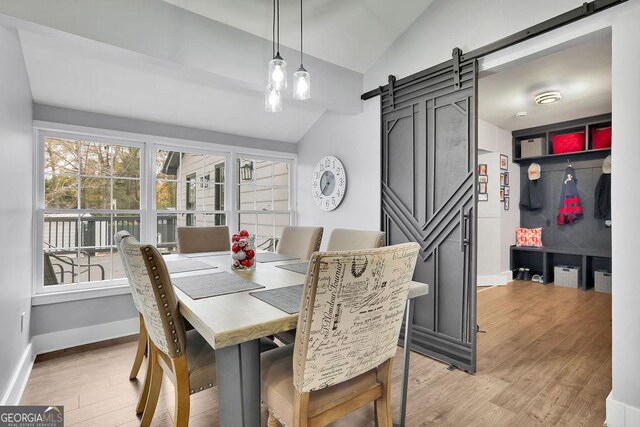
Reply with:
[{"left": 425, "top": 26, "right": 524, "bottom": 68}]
[{"left": 312, "top": 156, "right": 346, "bottom": 211}]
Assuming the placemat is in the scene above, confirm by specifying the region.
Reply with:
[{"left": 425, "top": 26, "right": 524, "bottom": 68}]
[
  {"left": 172, "top": 272, "right": 264, "bottom": 299},
  {"left": 250, "top": 284, "right": 304, "bottom": 314},
  {"left": 255, "top": 252, "right": 299, "bottom": 263},
  {"left": 165, "top": 259, "right": 217, "bottom": 274},
  {"left": 276, "top": 262, "right": 309, "bottom": 275},
  {"left": 183, "top": 251, "right": 230, "bottom": 258}
]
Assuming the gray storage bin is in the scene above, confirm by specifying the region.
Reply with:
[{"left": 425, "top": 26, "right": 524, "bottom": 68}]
[
  {"left": 521, "top": 137, "right": 545, "bottom": 158},
  {"left": 594, "top": 270, "right": 612, "bottom": 293},
  {"left": 554, "top": 265, "right": 581, "bottom": 288}
]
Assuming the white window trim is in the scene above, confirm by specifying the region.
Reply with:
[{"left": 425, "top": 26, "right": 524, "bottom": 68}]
[{"left": 32, "top": 121, "right": 297, "bottom": 304}]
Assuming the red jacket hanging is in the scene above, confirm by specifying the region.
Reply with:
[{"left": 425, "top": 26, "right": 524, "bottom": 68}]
[{"left": 557, "top": 166, "right": 583, "bottom": 225}]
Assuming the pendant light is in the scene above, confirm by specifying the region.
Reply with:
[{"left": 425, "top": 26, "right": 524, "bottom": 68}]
[
  {"left": 293, "top": 0, "right": 311, "bottom": 100},
  {"left": 268, "top": 0, "right": 287, "bottom": 90},
  {"left": 265, "top": 84, "right": 282, "bottom": 113}
]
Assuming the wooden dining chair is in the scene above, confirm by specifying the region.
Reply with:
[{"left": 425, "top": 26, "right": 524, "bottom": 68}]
[
  {"left": 276, "top": 226, "right": 323, "bottom": 260},
  {"left": 177, "top": 226, "right": 230, "bottom": 254},
  {"left": 325, "top": 228, "right": 385, "bottom": 251},
  {"left": 261, "top": 242, "right": 420, "bottom": 427},
  {"left": 119, "top": 233, "right": 217, "bottom": 427}
]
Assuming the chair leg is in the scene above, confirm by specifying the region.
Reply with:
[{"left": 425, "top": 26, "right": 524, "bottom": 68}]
[
  {"left": 130, "top": 314, "right": 148, "bottom": 380},
  {"left": 293, "top": 391, "right": 310, "bottom": 427},
  {"left": 172, "top": 356, "right": 190, "bottom": 427},
  {"left": 141, "top": 344, "right": 163, "bottom": 427},
  {"left": 375, "top": 358, "right": 394, "bottom": 427},
  {"left": 135, "top": 337, "right": 151, "bottom": 415}
]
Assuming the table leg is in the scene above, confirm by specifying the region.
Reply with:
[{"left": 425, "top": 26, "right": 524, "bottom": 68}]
[
  {"left": 216, "top": 339, "right": 261, "bottom": 427},
  {"left": 395, "top": 298, "right": 415, "bottom": 427}
]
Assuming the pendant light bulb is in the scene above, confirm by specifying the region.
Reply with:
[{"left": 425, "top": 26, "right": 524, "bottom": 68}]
[
  {"left": 293, "top": 66, "right": 311, "bottom": 100},
  {"left": 265, "top": 84, "right": 282, "bottom": 113},
  {"left": 268, "top": 54, "right": 287, "bottom": 90}
]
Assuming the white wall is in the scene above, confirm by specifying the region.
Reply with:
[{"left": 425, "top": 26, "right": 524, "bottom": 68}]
[
  {"left": 296, "top": 100, "right": 380, "bottom": 248},
  {"left": 608, "top": 5, "right": 640, "bottom": 425},
  {"left": 0, "top": 24, "right": 33, "bottom": 404},
  {"left": 477, "top": 120, "right": 520, "bottom": 285}
]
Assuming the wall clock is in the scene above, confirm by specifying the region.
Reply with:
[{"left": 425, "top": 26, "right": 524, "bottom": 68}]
[{"left": 312, "top": 155, "right": 346, "bottom": 211}]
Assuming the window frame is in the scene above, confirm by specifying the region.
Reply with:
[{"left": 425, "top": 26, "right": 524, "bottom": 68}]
[
  {"left": 33, "top": 123, "right": 297, "bottom": 300},
  {"left": 234, "top": 153, "right": 296, "bottom": 252},
  {"left": 35, "top": 129, "right": 147, "bottom": 295}
]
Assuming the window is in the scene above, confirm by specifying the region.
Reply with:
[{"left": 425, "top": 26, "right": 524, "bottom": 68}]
[
  {"left": 42, "top": 135, "right": 142, "bottom": 287},
  {"left": 36, "top": 128, "right": 295, "bottom": 294},
  {"left": 237, "top": 157, "right": 292, "bottom": 251},
  {"left": 155, "top": 149, "right": 227, "bottom": 254}
]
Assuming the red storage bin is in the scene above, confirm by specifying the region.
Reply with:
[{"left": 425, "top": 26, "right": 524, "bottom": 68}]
[
  {"left": 592, "top": 127, "right": 612, "bottom": 149},
  {"left": 551, "top": 132, "right": 585, "bottom": 154}
]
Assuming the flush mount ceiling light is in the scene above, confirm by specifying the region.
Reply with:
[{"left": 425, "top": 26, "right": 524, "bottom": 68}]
[
  {"left": 534, "top": 91, "right": 563, "bottom": 105},
  {"left": 515, "top": 111, "right": 528, "bottom": 118},
  {"left": 293, "top": 0, "right": 310, "bottom": 100}
]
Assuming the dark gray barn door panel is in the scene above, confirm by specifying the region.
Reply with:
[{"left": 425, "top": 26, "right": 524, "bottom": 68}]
[{"left": 382, "top": 57, "right": 478, "bottom": 372}]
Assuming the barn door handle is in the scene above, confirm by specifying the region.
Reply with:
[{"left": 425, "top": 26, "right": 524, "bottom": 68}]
[{"left": 459, "top": 209, "right": 470, "bottom": 252}]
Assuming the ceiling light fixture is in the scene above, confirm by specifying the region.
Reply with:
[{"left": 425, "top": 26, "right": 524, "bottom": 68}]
[
  {"left": 534, "top": 91, "right": 563, "bottom": 105},
  {"left": 515, "top": 111, "right": 528, "bottom": 118},
  {"left": 265, "top": 84, "right": 282, "bottom": 113},
  {"left": 268, "top": 0, "right": 287, "bottom": 91},
  {"left": 293, "top": 0, "right": 310, "bottom": 100}
]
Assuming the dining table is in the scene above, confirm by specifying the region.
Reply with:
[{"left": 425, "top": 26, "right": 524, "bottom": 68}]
[{"left": 166, "top": 251, "right": 429, "bottom": 427}]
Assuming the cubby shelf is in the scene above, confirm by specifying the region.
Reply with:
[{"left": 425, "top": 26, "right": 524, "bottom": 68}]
[
  {"left": 510, "top": 246, "right": 611, "bottom": 290},
  {"left": 512, "top": 113, "right": 611, "bottom": 163}
]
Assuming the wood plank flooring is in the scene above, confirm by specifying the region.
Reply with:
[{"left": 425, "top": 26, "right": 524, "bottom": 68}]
[{"left": 21, "top": 281, "right": 611, "bottom": 426}]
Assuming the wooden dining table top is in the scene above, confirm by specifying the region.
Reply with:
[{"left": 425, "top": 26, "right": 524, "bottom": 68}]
[{"left": 166, "top": 252, "right": 429, "bottom": 350}]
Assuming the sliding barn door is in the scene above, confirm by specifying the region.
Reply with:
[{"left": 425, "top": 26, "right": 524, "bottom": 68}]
[{"left": 382, "top": 53, "right": 478, "bottom": 372}]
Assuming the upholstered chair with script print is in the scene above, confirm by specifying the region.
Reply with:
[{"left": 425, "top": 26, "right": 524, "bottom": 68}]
[
  {"left": 276, "top": 226, "right": 324, "bottom": 260},
  {"left": 261, "top": 242, "right": 419, "bottom": 427},
  {"left": 177, "top": 226, "right": 230, "bottom": 254},
  {"left": 118, "top": 232, "right": 217, "bottom": 427},
  {"left": 115, "top": 231, "right": 152, "bottom": 417},
  {"left": 325, "top": 228, "right": 385, "bottom": 251}
]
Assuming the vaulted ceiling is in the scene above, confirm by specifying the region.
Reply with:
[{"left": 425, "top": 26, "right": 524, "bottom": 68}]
[
  {"left": 0, "top": 0, "right": 435, "bottom": 144},
  {"left": 162, "top": 0, "right": 434, "bottom": 73}
]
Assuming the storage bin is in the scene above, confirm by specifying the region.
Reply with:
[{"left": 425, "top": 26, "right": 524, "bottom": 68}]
[
  {"left": 551, "top": 132, "right": 585, "bottom": 154},
  {"left": 521, "top": 137, "right": 545, "bottom": 158},
  {"left": 594, "top": 270, "right": 612, "bottom": 293},
  {"left": 554, "top": 265, "right": 581, "bottom": 288},
  {"left": 592, "top": 127, "right": 612, "bottom": 149}
]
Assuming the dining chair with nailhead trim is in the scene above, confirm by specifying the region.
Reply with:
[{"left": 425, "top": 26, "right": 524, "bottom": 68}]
[{"left": 119, "top": 233, "right": 217, "bottom": 427}]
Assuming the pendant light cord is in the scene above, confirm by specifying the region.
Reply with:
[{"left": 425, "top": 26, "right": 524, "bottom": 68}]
[
  {"left": 276, "top": 0, "right": 280, "bottom": 55},
  {"left": 272, "top": 0, "right": 276, "bottom": 58},
  {"left": 300, "top": 0, "right": 303, "bottom": 66}
]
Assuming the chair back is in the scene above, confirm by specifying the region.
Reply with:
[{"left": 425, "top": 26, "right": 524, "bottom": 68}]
[
  {"left": 115, "top": 231, "right": 141, "bottom": 312},
  {"left": 118, "top": 233, "right": 188, "bottom": 359},
  {"left": 43, "top": 252, "right": 59, "bottom": 286},
  {"left": 276, "top": 226, "right": 323, "bottom": 260},
  {"left": 177, "top": 226, "right": 230, "bottom": 254},
  {"left": 326, "top": 228, "right": 385, "bottom": 251},
  {"left": 293, "top": 243, "right": 419, "bottom": 393}
]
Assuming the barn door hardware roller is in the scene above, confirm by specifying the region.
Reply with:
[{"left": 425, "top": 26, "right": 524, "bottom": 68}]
[
  {"left": 388, "top": 74, "right": 396, "bottom": 109},
  {"left": 452, "top": 47, "right": 462, "bottom": 89}
]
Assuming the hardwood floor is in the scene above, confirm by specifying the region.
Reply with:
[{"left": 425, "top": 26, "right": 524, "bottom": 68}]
[{"left": 21, "top": 281, "right": 611, "bottom": 426}]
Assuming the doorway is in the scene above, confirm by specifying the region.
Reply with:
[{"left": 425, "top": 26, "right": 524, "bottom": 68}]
[{"left": 473, "top": 28, "right": 612, "bottom": 423}]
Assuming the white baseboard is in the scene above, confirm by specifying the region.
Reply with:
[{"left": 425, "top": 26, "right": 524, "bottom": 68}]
[
  {"left": 32, "top": 316, "right": 139, "bottom": 355},
  {"left": 607, "top": 391, "right": 640, "bottom": 426},
  {"left": 477, "top": 270, "right": 513, "bottom": 286},
  {"left": 0, "top": 343, "right": 35, "bottom": 405}
]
